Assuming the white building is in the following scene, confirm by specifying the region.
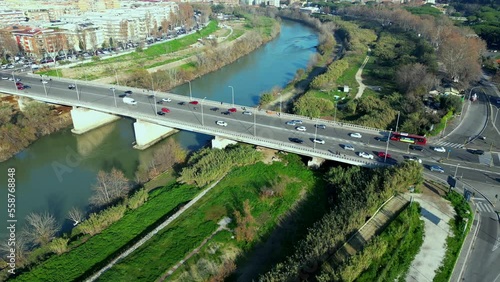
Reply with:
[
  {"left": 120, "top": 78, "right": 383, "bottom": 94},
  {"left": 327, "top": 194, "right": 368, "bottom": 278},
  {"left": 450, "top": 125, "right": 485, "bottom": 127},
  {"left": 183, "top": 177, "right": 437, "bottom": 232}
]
[{"left": 0, "top": 10, "right": 26, "bottom": 28}]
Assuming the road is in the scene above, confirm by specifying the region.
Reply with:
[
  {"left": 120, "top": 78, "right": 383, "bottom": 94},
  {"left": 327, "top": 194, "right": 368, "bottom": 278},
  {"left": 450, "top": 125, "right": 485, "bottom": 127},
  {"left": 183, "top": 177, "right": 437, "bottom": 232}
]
[{"left": 1, "top": 71, "right": 499, "bottom": 174}]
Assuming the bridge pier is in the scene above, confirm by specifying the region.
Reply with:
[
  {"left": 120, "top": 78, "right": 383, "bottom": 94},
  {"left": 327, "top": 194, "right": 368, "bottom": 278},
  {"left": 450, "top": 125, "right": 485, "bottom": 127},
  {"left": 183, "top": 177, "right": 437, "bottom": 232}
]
[
  {"left": 133, "top": 119, "right": 178, "bottom": 150},
  {"left": 308, "top": 157, "right": 325, "bottom": 168},
  {"left": 70, "top": 107, "right": 120, "bottom": 134},
  {"left": 211, "top": 136, "right": 238, "bottom": 149}
]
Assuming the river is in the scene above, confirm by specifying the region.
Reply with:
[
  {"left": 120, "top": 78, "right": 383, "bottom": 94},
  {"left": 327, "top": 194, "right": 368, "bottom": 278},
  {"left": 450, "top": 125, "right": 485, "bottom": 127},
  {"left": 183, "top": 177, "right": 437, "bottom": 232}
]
[{"left": 0, "top": 20, "right": 318, "bottom": 241}]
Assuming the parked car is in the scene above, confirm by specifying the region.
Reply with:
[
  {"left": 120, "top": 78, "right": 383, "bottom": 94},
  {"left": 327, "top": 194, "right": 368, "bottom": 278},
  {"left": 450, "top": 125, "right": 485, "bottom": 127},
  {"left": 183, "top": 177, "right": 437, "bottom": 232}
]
[
  {"left": 433, "top": 146, "right": 446, "bottom": 153},
  {"left": 228, "top": 108, "right": 237, "bottom": 113},
  {"left": 410, "top": 145, "right": 424, "bottom": 151},
  {"left": 296, "top": 126, "right": 306, "bottom": 132},
  {"left": 343, "top": 144, "right": 354, "bottom": 151},
  {"left": 430, "top": 165, "right": 444, "bottom": 173},
  {"left": 289, "top": 137, "right": 304, "bottom": 144},
  {"left": 1, "top": 76, "right": 8, "bottom": 80},
  {"left": 377, "top": 152, "right": 391, "bottom": 158},
  {"left": 312, "top": 138, "right": 325, "bottom": 144},
  {"left": 350, "top": 133, "right": 362, "bottom": 138},
  {"left": 358, "top": 152, "right": 374, "bottom": 159},
  {"left": 216, "top": 120, "right": 228, "bottom": 127}
]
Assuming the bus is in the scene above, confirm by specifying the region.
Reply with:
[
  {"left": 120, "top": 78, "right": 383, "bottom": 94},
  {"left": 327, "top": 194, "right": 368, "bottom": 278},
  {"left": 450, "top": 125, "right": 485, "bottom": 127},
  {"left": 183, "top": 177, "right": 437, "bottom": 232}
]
[{"left": 390, "top": 132, "right": 427, "bottom": 145}]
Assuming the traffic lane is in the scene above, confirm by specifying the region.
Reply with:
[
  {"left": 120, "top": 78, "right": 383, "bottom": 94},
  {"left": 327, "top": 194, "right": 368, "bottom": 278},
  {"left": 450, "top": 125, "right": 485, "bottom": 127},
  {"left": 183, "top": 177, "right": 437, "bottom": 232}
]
[
  {"left": 446, "top": 98, "right": 487, "bottom": 144},
  {"left": 462, "top": 214, "right": 500, "bottom": 282}
]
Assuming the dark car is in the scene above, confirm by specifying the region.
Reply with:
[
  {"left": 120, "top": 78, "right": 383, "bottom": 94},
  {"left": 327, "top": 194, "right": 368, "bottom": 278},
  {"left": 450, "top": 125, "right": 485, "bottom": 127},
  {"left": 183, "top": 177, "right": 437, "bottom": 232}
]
[
  {"left": 375, "top": 136, "right": 389, "bottom": 142},
  {"left": 221, "top": 111, "right": 231, "bottom": 115},
  {"left": 468, "top": 149, "right": 485, "bottom": 155},
  {"left": 22, "top": 85, "right": 31, "bottom": 89},
  {"left": 410, "top": 145, "right": 424, "bottom": 151},
  {"left": 124, "top": 90, "right": 133, "bottom": 95},
  {"left": 156, "top": 100, "right": 164, "bottom": 104},
  {"left": 178, "top": 102, "right": 186, "bottom": 105},
  {"left": 289, "top": 137, "right": 304, "bottom": 144},
  {"left": 119, "top": 94, "right": 127, "bottom": 98},
  {"left": 315, "top": 124, "right": 326, "bottom": 129},
  {"left": 157, "top": 111, "right": 165, "bottom": 116},
  {"left": 210, "top": 107, "right": 219, "bottom": 111}
]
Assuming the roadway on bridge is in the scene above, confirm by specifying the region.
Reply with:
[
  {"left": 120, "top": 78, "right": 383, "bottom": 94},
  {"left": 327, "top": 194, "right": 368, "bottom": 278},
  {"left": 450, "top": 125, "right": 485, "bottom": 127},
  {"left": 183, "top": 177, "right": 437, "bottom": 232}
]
[{"left": 1, "top": 73, "right": 499, "bottom": 177}]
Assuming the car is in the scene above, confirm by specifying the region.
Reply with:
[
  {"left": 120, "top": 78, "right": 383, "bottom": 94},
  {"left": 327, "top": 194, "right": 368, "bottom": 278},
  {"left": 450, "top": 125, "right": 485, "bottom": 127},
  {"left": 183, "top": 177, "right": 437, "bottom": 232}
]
[
  {"left": 410, "top": 145, "right": 424, "bottom": 151},
  {"left": 468, "top": 149, "right": 485, "bottom": 155},
  {"left": 350, "top": 133, "right": 362, "bottom": 138},
  {"left": 496, "top": 98, "right": 500, "bottom": 104},
  {"left": 285, "top": 121, "right": 296, "bottom": 126},
  {"left": 109, "top": 87, "right": 115, "bottom": 91},
  {"left": 343, "top": 144, "right": 354, "bottom": 151},
  {"left": 210, "top": 107, "right": 219, "bottom": 111},
  {"left": 178, "top": 102, "right": 186, "bottom": 105},
  {"left": 15, "top": 78, "right": 21, "bottom": 82},
  {"left": 119, "top": 94, "right": 127, "bottom": 98},
  {"left": 291, "top": 120, "right": 303, "bottom": 124},
  {"left": 1, "top": 77, "right": 8, "bottom": 80},
  {"left": 41, "top": 80, "right": 48, "bottom": 84},
  {"left": 315, "top": 124, "right": 326, "bottom": 129},
  {"left": 433, "top": 146, "right": 446, "bottom": 153},
  {"left": 296, "top": 126, "right": 306, "bottom": 132},
  {"left": 407, "top": 156, "right": 422, "bottom": 163},
  {"left": 189, "top": 101, "right": 199, "bottom": 105},
  {"left": 161, "top": 98, "right": 172, "bottom": 102},
  {"left": 8, "top": 77, "right": 13, "bottom": 81},
  {"left": 161, "top": 107, "right": 170, "bottom": 113},
  {"left": 22, "top": 85, "right": 31, "bottom": 89},
  {"left": 156, "top": 100, "right": 164, "bottom": 104},
  {"left": 375, "top": 136, "right": 389, "bottom": 142},
  {"left": 17, "top": 85, "right": 23, "bottom": 90},
  {"left": 429, "top": 165, "right": 444, "bottom": 173},
  {"left": 289, "top": 137, "right": 304, "bottom": 144},
  {"left": 124, "top": 90, "right": 133, "bottom": 94},
  {"left": 242, "top": 111, "right": 252, "bottom": 115},
  {"left": 15, "top": 82, "right": 22, "bottom": 86},
  {"left": 228, "top": 108, "right": 237, "bottom": 113},
  {"left": 312, "top": 138, "right": 325, "bottom": 144},
  {"left": 157, "top": 111, "right": 166, "bottom": 116},
  {"left": 221, "top": 111, "right": 230, "bottom": 115},
  {"left": 68, "top": 84, "right": 76, "bottom": 90},
  {"left": 377, "top": 152, "right": 391, "bottom": 158},
  {"left": 216, "top": 121, "right": 228, "bottom": 127},
  {"left": 359, "top": 152, "right": 374, "bottom": 159}
]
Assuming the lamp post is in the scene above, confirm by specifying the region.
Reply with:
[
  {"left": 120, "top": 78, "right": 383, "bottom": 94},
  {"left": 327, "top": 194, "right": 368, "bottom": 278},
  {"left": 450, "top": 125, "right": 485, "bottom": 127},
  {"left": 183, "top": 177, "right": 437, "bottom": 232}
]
[
  {"left": 395, "top": 111, "right": 400, "bottom": 133},
  {"left": 114, "top": 69, "right": 119, "bottom": 86},
  {"left": 186, "top": 80, "right": 192, "bottom": 100},
  {"left": 494, "top": 107, "right": 499, "bottom": 124},
  {"left": 112, "top": 88, "right": 117, "bottom": 107},
  {"left": 228, "top": 85, "right": 234, "bottom": 107},
  {"left": 74, "top": 80, "right": 80, "bottom": 101},
  {"left": 454, "top": 163, "right": 460, "bottom": 178},
  {"left": 313, "top": 116, "right": 319, "bottom": 150},
  {"left": 201, "top": 96, "right": 207, "bottom": 126},
  {"left": 334, "top": 101, "right": 337, "bottom": 123},
  {"left": 11, "top": 71, "right": 16, "bottom": 90},
  {"left": 384, "top": 128, "right": 391, "bottom": 163},
  {"left": 42, "top": 80, "right": 47, "bottom": 96},
  {"left": 150, "top": 74, "right": 157, "bottom": 114}
]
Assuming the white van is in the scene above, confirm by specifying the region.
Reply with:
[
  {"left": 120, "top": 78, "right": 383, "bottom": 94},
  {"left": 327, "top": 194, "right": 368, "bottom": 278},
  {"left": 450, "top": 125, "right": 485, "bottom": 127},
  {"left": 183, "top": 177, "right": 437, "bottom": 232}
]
[{"left": 123, "top": 97, "right": 137, "bottom": 105}]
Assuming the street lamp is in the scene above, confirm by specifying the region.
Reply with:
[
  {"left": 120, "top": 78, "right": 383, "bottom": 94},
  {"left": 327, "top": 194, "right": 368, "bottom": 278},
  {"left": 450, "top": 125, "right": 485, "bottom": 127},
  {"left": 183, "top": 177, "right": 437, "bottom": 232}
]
[
  {"left": 201, "top": 96, "right": 207, "bottom": 126},
  {"left": 42, "top": 79, "right": 48, "bottom": 96},
  {"left": 228, "top": 85, "right": 234, "bottom": 107},
  {"left": 454, "top": 163, "right": 460, "bottom": 178},
  {"left": 494, "top": 107, "right": 499, "bottom": 124},
  {"left": 395, "top": 111, "right": 400, "bottom": 133},
  {"left": 114, "top": 69, "right": 119, "bottom": 86},
  {"left": 384, "top": 128, "right": 391, "bottom": 163},
  {"left": 313, "top": 116, "right": 319, "bottom": 150},
  {"left": 186, "top": 80, "right": 192, "bottom": 100},
  {"left": 112, "top": 88, "right": 117, "bottom": 107}
]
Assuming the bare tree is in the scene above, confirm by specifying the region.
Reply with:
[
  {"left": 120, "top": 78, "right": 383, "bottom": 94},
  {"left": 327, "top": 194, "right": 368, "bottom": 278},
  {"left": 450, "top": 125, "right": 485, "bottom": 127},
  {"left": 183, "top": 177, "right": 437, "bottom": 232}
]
[
  {"left": 0, "top": 30, "right": 19, "bottom": 61},
  {"left": 90, "top": 168, "right": 131, "bottom": 207},
  {"left": 147, "top": 138, "right": 185, "bottom": 178},
  {"left": 0, "top": 233, "right": 29, "bottom": 266},
  {"left": 24, "top": 212, "right": 58, "bottom": 246},
  {"left": 395, "top": 63, "right": 436, "bottom": 95},
  {"left": 67, "top": 207, "right": 84, "bottom": 226}
]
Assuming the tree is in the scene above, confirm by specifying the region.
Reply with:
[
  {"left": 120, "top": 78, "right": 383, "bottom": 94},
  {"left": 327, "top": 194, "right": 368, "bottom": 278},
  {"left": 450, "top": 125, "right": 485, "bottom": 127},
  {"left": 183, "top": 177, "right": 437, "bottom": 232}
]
[
  {"left": 90, "top": 168, "right": 131, "bottom": 207},
  {"left": 24, "top": 212, "right": 58, "bottom": 246},
  {"left": 234, "top": 200, "right": 257, "bottom": 242},
  {"left": 0, "top": 30, "right": 19, "bottom": 60},
  {"left": 67, "top": 207, "right": 84, "bottom": 226},
  {"left": 395, "top": 63, "right": 436, "bottom": 95},
  {"left": 147, "top": 138, "right": 185, "bottom": 179}
]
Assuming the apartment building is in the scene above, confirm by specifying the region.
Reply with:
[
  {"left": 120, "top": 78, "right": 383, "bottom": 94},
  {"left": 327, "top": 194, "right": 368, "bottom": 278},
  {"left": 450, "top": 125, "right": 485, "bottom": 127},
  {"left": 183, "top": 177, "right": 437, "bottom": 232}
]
[
  {"left": 0, "top": 10, "right": 26, "bottom": 27},
  {"left": 8, "top": 26, "right": 68, "bottom": 58}
]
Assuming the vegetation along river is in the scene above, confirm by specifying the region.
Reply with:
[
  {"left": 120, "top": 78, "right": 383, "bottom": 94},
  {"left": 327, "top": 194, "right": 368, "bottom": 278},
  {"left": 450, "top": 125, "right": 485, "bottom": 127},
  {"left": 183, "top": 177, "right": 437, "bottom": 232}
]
[{"left": 0, "top": 20, "right": 318, "bottom": 241}]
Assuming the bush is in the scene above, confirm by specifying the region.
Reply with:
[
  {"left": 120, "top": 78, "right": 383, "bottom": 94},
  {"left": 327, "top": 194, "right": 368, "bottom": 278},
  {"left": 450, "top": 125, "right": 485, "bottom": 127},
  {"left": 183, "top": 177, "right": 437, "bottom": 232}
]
[{"left": 76, "top": 205, "right": 127, "bottom": 236}]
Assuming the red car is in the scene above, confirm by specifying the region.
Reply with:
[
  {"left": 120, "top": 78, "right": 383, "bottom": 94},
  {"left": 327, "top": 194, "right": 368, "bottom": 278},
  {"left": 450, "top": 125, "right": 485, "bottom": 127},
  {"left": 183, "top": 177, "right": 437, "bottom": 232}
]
[
  {"left": 16, "top": 82, "right": 23, "bottom": 86},
  {"left": 17, "top": 85, "right": 23, "bottom": 90},
  {"left": 161, "top": 107, "right": 170, "bottom": 113},
  {"left": 228, "top": 108, "right": 237, "bottom": 113},
  {"left": 189, "top": 101, "right": 199, "bottom": 105},
  {"left": 378, "top": 152, "right": 391, "bottom": 158}
]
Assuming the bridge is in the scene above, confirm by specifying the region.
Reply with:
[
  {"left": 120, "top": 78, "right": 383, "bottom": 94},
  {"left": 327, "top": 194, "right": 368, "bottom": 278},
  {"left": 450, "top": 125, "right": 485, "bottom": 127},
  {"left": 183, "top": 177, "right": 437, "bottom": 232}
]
[{"left": 0, "top": 73, "right": 416, "bottom": 168}]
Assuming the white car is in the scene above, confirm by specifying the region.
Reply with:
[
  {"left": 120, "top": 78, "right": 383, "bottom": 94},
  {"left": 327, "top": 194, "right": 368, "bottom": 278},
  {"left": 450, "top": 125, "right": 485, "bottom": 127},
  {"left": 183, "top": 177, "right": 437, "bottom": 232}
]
[
  {"left": 296, "top": 126, "right": 306, "bottom": 132},
  {"left": 433, "top": 146, "right": 446, "bottom": 153},
  {"left": 291, "top": 120, "right": 303, "bottom": 124},
  {"left": 286, "top": 121, "right": 296, "bottom": 126},
  {"left": 1, "top": 77, "right": 8, "bottom": 80},
  {"left": 161, "top": 98, "right": 172, "bottom": 102},
  {"left": 407, "top": 156, "right": 422, "bottom": 164},
  {"left": 216, "top": 121, "right": 227, "bottom": 127},
  {"left": 343, "top": 144, "right": 354, "bottom": 151},
  {"left": 359, "top": 152, "right": 374, "bottom": 159},
  {"left": 242, "top": 111, "right": 252, "bottom": 115},
  {"left": 350, "top": 133, "right": 362, "bottom": 138},
  {"left": 313, "top": 138, "right": 325, "bottom": 144},
  {"left": 41, "top": 80, "right": 49, "bottom": 84}
]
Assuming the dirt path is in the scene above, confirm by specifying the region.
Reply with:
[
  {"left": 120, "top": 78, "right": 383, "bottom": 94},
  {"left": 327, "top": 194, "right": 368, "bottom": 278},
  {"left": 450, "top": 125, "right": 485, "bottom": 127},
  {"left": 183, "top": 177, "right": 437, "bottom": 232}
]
[{"left": 354, "top": 52, "right": 370, "bottom": 99}]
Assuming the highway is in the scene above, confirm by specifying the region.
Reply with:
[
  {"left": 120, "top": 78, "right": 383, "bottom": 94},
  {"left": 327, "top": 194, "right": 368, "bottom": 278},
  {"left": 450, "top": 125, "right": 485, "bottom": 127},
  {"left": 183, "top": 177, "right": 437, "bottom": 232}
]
[{"left": 1, "top": 71, "right": 500, "bottom": 173}]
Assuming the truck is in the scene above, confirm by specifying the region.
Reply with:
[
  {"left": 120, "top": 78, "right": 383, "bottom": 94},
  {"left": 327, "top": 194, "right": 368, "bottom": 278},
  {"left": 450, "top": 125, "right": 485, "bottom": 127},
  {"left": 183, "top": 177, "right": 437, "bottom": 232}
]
[{"left": 123, "top": 97, "right": 137, "bottom": 105}]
